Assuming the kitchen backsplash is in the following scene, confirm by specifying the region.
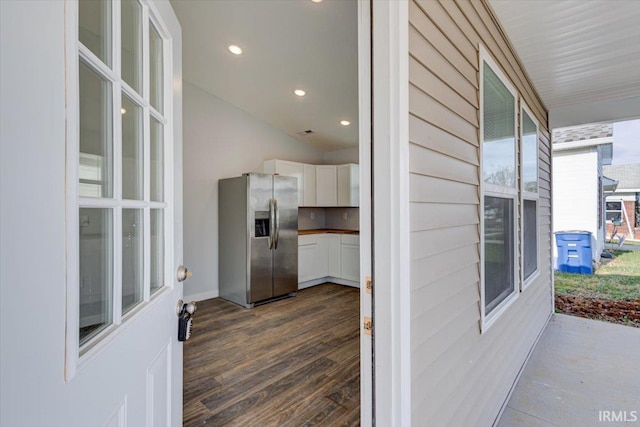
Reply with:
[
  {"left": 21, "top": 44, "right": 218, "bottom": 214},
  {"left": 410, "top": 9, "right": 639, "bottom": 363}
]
[{"left": 298, "top": 207, "right": 359, "bottom": 231}]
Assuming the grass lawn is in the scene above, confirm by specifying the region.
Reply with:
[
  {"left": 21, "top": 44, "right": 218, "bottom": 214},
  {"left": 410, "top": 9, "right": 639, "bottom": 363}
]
[{"left": 555, "top": 250, "right": 640, "bottom": 300}]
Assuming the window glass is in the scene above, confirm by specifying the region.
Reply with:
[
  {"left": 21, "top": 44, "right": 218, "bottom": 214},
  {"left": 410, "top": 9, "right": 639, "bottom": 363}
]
[
  {"left": 606, "top": 201, "right": 623, "bottom": 222},
  {"left": 150, "top": 118, "right": 164, "bottom": 202},
  {"left": 79, "top": 208, "right": 113, "bottom": 345},
  {"left": 484, "top": 196, "right": 514, "bottom": 314},
  {"left": 483, "top": 63, "right": 516, "bottom": 188},
  {"left": 79, "top": 0, "right": 111, "bottom": 66},
  {"left": 122, "top": 209, "right": 143, "bottom": 314},
  {"left": 121, "top": 0, "right": 142, "bottom": 92},
  {"left": 122, "top": 94, "right": 143, "bottom": 200},
  {"left": 149, "top": 23, "right": 163, "bottom": 113},
  {"left": 79, "top": 60, "right": 113, "bottom": 198},
  {"left": 523, "top": 200, "right": 538, "bottom": 280},
  {"left": 522, "top": 110, "right": 538, "bottom": 193},
  {"left": 150, "top": 209, "right": 164, "bottom": 293}
]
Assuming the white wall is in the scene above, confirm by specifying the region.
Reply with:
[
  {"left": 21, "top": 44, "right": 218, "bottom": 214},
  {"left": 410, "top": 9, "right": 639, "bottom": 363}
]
[
  {"left": 552, "top": 148, "right": 600, "bottom": 262},
  {"left": 182, "top": 82, "right": 325, "bottom": 301},
  {"left": 322, "top": 147, "right": 359, "bottom": 164}
]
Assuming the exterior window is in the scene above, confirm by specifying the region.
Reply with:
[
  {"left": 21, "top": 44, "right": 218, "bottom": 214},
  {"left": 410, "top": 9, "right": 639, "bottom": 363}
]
[
  {"left": 606, "top": 201, "right": 623, "bottom": 223},
  {"left": 76, "top": 0, "right": 168, "bottom": 350},
  {"left": 481, "top": 48, "right": 518, "bottom": 323},
  {"left": 521, "top": 107, "right": 539, "bottom": 283}
]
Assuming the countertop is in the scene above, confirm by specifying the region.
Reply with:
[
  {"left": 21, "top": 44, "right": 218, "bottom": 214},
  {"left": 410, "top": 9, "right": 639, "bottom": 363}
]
[{"left": 298, "top": 229, "right": 359, "bottom": 235}]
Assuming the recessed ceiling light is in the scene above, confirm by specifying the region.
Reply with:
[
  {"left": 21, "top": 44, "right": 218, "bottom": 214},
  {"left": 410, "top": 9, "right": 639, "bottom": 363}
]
[
  {"left": 294, "top": 89, "right": 306, "bottom": 97},
  {"left": 311, "top": 0, "right": 322, "bottom": 3},
  {"left": 340, "top": 120, "right": 351, "bottom": 126},
  {"left": 121, "top": 108, "right": 127, "bottom": 115},
  {"left": 228, "top": 45, "right": 243, "bottom": 55}
]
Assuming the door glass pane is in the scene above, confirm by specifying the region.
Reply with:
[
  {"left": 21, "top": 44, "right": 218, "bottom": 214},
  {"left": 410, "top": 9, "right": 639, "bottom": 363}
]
[
  {"left": 122, "top": 209, "right": 143, "bottom": 314},
  {"left": 79, "top": 208, "right": 113, "bottom": 346},
  {"left": 79, "top": 61, "right": 113, "bottom": 198},
  {"left": 149, "top": 23, "right": 163, "bottom": 113},
  {"left": 150, "top": 118, "right": 164, "bottom": 201},
  {"left": 522, "top": 110, "right": 538, "bottom": 193},
  {"left": 484, "top": 196, "right": 514, "bottom": 314},
  {"left": 150, "top": 209, "right": 164, "bottom": 293},
  {"left": 483, "top": 63, "right": 516, "bottom": 188},
  {"left": 79, "top": 0, "right": 111, "bottom": 66},
  {"left": 121, "top": 0, "right": 142, "bottom": 92},
  {"left": 523, "top": 200, "right": 538, "bottom": 280},
  {"left": 122, "top": 94, "right": 143, "bottom": 200}
]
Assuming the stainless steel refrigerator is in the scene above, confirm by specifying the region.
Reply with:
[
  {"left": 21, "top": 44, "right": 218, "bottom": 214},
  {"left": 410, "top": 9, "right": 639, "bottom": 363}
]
[{"left": 218, "top": 173, "right": 298, "bottom": 308}]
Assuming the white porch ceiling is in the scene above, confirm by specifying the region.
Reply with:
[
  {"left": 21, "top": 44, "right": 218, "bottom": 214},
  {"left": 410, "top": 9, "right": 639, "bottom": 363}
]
[
  {"left": 489, "top": 0, "right": 640, "bottom": 129},
  {"left": 170, "top": 0, "right": 358, "bottom": 152}
]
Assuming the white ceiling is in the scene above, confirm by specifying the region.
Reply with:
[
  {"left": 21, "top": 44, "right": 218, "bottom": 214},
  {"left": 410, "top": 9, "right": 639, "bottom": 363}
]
[
  {"left": 170, "top": 0, "right": 358, "bottom": 152},
  {"left": 489, "top": 0, "right": 640, "bottom": 129}
]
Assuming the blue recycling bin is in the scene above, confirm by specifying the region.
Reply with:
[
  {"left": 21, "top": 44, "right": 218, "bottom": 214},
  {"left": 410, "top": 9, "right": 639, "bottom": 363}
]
[{"left": 555, "top": 231, "right": 593, "bottom": 274}]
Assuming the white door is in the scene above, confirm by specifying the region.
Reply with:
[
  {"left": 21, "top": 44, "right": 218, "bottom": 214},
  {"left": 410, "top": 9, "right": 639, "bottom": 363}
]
[{"left": 0, "top": 1, "right": 184, "bottom": 426}]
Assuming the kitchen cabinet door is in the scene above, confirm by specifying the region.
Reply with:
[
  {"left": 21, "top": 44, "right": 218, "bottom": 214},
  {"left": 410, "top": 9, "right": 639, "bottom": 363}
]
[
  {"left": 327, "top": 235, "right": 341, "bottom": 277},
  {"left": 316, "top": 165, "right": 337, "bottom": 206},
  {"left": 341, "top": 243, "right": 360, "bottom": 282},
  {"left": 337, "top": 163, "right": 359, "bottom": 207},
  {"left": 263, "top": 160, "right": 304, "bottom": 206},
  {"left": 303, "top": 164, "right": 316, "bottom": 206},
  {"left": 316, "top": 235, "right": 330, "bottom": 277},
  {"left": 298, "top": 243, "right": 319, "bottom": 283}
]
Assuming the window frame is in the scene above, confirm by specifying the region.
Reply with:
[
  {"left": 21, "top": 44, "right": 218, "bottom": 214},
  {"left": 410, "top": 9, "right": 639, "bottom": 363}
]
[
  {"left": 520, "top": 102, "right": 540, "bottom": 289},
  {"left": 479, "top": 45, "right": 520, "bottom": 331},
  {"left": 65, "top": 0, "right": 175, "bottom": 380},
  {"left": 605, "top": 200, "right": 624, "bottom": 223}
]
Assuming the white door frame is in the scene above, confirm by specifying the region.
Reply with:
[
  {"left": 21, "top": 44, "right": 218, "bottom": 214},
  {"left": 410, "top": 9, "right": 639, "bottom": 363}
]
[{"left": 370, "top": 0, "right": 412, "bottom": 425}]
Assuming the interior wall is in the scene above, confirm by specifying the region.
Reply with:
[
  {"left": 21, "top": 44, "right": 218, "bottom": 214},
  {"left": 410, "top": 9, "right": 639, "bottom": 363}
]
[
  {"left": 182, "top": 82, "right": 325, "bottom": 301},
  {"left": 322, "top": 147, "right": 359, "bottom": 164}
]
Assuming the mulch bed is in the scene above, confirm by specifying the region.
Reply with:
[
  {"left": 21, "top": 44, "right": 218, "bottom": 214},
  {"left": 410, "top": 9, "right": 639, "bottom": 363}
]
[{"left": 555, "top": 294, "right": 640, "bottom": 327}]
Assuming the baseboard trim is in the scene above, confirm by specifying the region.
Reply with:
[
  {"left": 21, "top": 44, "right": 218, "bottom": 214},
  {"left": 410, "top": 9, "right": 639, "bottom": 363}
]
[
  {"left": 184, "top": 289, "right": 219, "bottom": 302},
  {"left": 299, "top": 277, "right": 360, "bottom": 290}
]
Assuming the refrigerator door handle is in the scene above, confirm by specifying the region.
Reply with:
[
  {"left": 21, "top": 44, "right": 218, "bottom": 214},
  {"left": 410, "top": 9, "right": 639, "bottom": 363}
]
[
  {"left": 274, "top": 198, "right": 280, "bottom": 249},
  {"left": 268, "top": 198, "right": 274, "bottom": 249}
]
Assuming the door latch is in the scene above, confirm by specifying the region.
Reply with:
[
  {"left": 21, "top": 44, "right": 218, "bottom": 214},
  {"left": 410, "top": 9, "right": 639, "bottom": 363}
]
[{"left": 177, "top": 299, "right": 197, "bottom": 342}]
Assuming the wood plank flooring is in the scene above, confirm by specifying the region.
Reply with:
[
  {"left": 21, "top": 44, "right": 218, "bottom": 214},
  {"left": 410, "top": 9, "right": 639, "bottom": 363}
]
[{"left": 183, "top": 283, "right": 361, "bottom": 426}]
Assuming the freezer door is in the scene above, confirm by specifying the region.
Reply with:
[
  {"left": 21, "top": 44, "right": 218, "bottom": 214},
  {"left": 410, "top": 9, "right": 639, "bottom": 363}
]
[
  {"left": 272, "top": 175, "right": 299, "bottom": 297},
  {"left": 249, "top": 174, "right": 274, "bottom": 303}
]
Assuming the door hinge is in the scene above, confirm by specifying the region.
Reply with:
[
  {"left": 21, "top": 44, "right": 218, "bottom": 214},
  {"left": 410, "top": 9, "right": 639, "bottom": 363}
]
[
  {"left": 365, "top": 276, "right": 372, "bottom": 294},
  {"left": 363, "top": 316, "right": 372, "bottom": 335}
]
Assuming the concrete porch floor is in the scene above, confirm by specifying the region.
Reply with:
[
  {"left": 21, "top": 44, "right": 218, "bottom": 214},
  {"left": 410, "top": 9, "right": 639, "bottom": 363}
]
[{"left": 498, "top": 314, "right": 640, "bottom": 427}]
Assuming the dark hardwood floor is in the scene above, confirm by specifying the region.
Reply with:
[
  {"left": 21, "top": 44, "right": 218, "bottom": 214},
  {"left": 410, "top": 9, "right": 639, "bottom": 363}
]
[{"left": 183, "top": 283, "right": 360, "bottom": 426}]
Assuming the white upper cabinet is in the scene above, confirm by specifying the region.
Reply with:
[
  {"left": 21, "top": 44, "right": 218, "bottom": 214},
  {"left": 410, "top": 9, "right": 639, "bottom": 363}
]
[
  {"left": 263, "top": 160, "right": 358, "bottom": 207},
  {"left": 316, "top": 165, "right": 338, "bottom": 206},
  {"left": 263, "top": 159, "right": 304, "bottom": 205},
  {"left": 303, "top": 164, "right": 316, "bottom": 206},
  {"left": 337, "top": 163, "right": 359, "bottom": 207}
]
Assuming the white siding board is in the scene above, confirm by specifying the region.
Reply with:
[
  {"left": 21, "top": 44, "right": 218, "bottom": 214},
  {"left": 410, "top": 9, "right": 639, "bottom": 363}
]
[
  {"left": 413, "top": 0, "right": 478, "bottom": 66},
  {"left": 409, "top": 57, "right": 478, "bottom": 125},
  {"left": 409, "top": 85, "right": 478, "bottom": 144},
  {"left": 411, "top": 265, "right": 479, "bottom": 321},
  {"left": 409, "top": 1, "right": 477, "bottom": 83},
  {"left": 410, "top": 203, "right": 478, "bottom": 232},
  {"left": 409, "top": 115, "right": 479, "bottom": 163},
  {"left": 410, "top": 225, "right": 479, "bottom": 261},
  {"left": 410, "top": 244, "right": 479, "bottom": 291},
  {"left": 408, "top": 0, "right": 552, "bottom": 425},
  {"left": 409, "top": 143, "right": 478, "bottom": 185},
  {"left": 409, "top": 26, "right": 478, "bottom": 105},
  {"left": 410, "top": 174, "right": 479, "bottom": 204}
]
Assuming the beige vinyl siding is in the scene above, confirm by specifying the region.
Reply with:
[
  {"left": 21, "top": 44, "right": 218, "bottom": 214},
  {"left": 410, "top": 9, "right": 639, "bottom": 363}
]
[{"left": 408, "top": 0, "right": 553, "bottom": 425}]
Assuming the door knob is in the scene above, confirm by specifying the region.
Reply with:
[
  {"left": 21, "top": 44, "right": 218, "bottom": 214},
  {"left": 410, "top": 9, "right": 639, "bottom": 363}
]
[{"left": 177, "top": 265, "right": 192, "bottom": 282}]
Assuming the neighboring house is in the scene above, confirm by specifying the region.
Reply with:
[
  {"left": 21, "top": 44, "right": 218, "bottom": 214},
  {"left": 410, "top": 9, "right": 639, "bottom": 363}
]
[
  {"left": 604, "top": 163, "right": 640, "bottom": 241},
  {"left": 552, "top": 123, "right": 616, "bottom": 265},
  {"left": 2, "top": 1, "right": 639, "bottom": 427}
]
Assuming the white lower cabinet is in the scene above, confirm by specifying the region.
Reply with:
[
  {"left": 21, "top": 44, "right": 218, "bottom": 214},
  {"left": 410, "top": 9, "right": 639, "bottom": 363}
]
[{"left": 298, "top": 233, "right": 359, "bottom": 287}]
